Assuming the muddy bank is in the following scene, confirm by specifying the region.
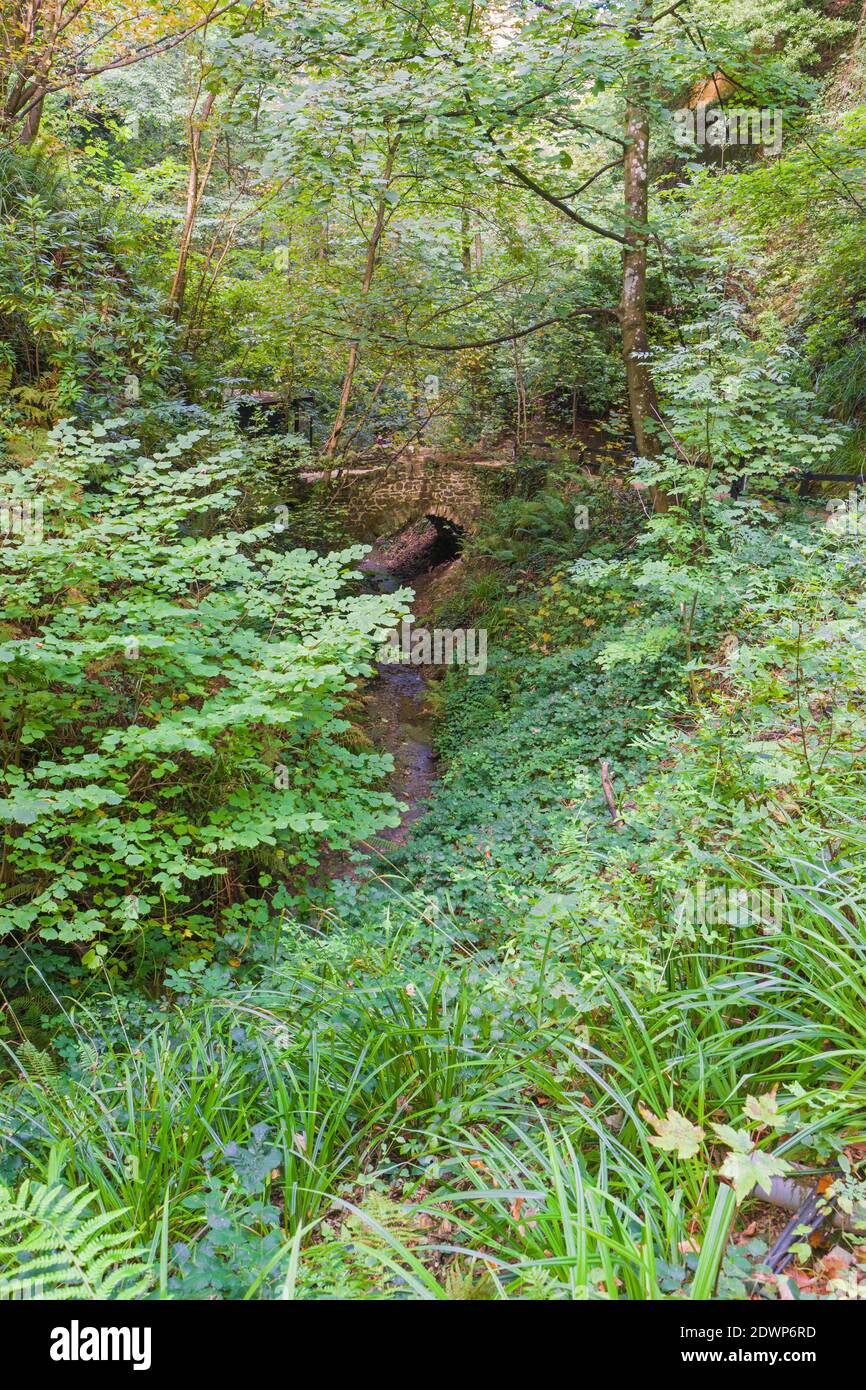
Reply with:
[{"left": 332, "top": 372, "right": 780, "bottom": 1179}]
[{"left": 357, "top": 516, "right": 462, "bottom": 589}]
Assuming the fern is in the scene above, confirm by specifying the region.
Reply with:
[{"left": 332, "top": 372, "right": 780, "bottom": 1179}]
[
  {"left": 16, "top": 1040, "right": 58, "bottom": 1078},
  {"left": 8, "top": 989, "right": 53, "bottom": 1025},
  {"left": 11, "top": 382, "right": 56, "bottom": 426},
  {"left": 76, "top": 1040, "right": 100, "bottom": 1073},
  {"left": 332, "top": 722, "right": 374, "bottom": 753},
  {"left": 0, "top": 1180, "right": 153, "bottom": 1300},
  {"left": 344, "top": 1192, "right": 419, "bottom": 1252},
  {"left": 13, "top": 1041, "right": 64, "bottom": 1099},
  {"left": 0, "top": 996, "right": 59, "bottom": 1076},
  {"left": 442, "top": 1260, "right": 496, "bottom": 1300}
]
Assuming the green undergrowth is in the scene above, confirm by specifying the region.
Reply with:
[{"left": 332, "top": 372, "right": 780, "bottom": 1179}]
[{"left": 5, "top": 466, "right": 866, "bottom": 1299}]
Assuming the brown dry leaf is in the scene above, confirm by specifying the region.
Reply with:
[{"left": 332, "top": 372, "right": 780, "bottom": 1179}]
[{"left": 816, "top": 1246, "right": 855, "bottom": 1280}]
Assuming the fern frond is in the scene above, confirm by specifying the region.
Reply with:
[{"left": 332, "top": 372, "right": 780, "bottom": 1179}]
[
  {"left": 8, "top": 989, "right": 54, "bottom": 1025},
  {"left": 344, "top": 1192, "right": 419, "bottom": 1252},
  {"left": 443, "top": 1259, "right": 496, "bottom": 1300},
  {"left": 14, "top": 1042, "right": 63, "bottom": 1099},
  {"left": 16, "top": 1041, "right": 59, "bottom": 1079},
  {"left": 332, "top": 721, "right": 374, "bottom": 753},
  {"left": 76, "top": 1041, "right": 100, "bottom": 1072},
  {"left": 0, "top": 1180, "right": 153, "bottom": 1300}
]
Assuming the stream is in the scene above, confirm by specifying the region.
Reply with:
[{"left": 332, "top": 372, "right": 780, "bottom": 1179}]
[{"left": 355, "top": 525, "right": 462, "bottom": 844}]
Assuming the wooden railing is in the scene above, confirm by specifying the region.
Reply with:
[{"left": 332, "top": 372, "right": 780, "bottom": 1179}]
[{"left": 798, "top": 471, "right": 866, "bottom": 497}]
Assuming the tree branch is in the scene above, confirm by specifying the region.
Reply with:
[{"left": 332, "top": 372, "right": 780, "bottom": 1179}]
[
  {"left": 315, "top": 306, "right": 617, "bottom": 354},
  {"left": 12, "top": 0, "right": 250, "bottom": 124},
  {"left": 492, "top": 144, "right": 629, "bottom": 245}
]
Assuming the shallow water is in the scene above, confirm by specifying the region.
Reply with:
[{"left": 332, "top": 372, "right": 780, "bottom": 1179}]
[{"left": 365, "top": 659, "right": 437, "bottom": 843}]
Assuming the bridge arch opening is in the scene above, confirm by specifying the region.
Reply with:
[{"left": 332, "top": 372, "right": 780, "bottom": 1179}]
[
  {"left": 358, "top": 513, "right": 465, "bottom": 589},
  {"left": 424, "top": 514, "right": 464, "bottom": 569}
]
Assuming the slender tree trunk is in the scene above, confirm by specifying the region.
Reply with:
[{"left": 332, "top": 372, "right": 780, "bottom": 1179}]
[
  {"left": 5, "top": 1, "right": 63, "bottom": 145},
  {"left": 325, "top": 341, "right": 362, "bottom": 457},
  {"left": 166, "top": 88, "right": 217, "bottom": 322},
  {"left": 324, "top": 134, "right": 400, "bottom": 460},
  {"left": 620, "top": 42, "right": 668, "bottom": 511},
  {"left": 620, "top": 100, "right": 656, "bottom": 454},
  {"left": 513, "top": 337, "right": 527, "bottom": 447},
  {"left": 460, "top": 203, "right": 472, "bottom": 277}
]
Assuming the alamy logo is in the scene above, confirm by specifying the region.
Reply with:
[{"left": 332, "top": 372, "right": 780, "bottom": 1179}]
[
  {"left": 1, "top": 1276, "right": 44, "bottom": 1299},
  {"left": 673, "top": 107, "right": 783, "bottom": 156},
  {"left": 673, "top": 880, "right": 783, "bottom": 932},
  {"left": 50, "top": 1320, "right": 151, "bottom": 1371},
  {"left": 377, "top": 620, "right": 487, "bottom": 675},
  {"left": 1, "top": 496, "right": 43, "bottom": 543}
]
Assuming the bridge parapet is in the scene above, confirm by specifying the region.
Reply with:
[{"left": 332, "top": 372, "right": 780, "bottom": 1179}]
[{"left": 299, "top": 454, "right": 518, "bottom": 540}]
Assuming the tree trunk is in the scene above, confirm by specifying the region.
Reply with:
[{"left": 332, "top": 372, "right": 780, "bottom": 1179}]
[
  {"left": 166, "top": 89, "right": 217, "bottom": 322},
  {"left": 620, "top": 15, "right": 668, "bottom": 511},
  {"left": 513, "top": 337, "right": 527, "bottom": 446},
  {"left": 621, "top": 102, "right": 657, "bottom": 458},
  {"left": 18, "top": 91, "right": 44, "bottom": 145},
  {"left": 460, "top": 204, "right": 472, "bottom": 277},
  {"left": 324, "top": 135, "right": 400, "bottom": 460},
  {"left": 325, "top": 341, "right": 362, "bottom": 458},
  {"left": 3, "top": 0, "right": 50, "bottom": 144}
]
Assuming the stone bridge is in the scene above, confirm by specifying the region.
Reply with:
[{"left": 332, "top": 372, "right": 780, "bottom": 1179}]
[{"left": 300, "top": 452, "right": 521, "bottom": 541}]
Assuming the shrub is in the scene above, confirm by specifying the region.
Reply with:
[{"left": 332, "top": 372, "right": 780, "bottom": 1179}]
[{"left": 0, "top": 420, "right": 405, "bottom": 977}]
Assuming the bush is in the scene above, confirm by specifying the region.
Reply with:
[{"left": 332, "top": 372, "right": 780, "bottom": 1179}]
[{"left": 0, "top": 420, "right": 405, "bottom": 978}]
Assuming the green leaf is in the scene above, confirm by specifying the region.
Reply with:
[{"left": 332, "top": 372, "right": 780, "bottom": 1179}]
[
  {"left": 641, "top": 1105, "right": 705, "bottom": 1160},
  {"left": 711, "top": 1123, "right": 754, "bottom": 1154},
  {"left": 719, "top": 1149, "right": 791, "bottom": 1204},
  {"left": 744, "top": 1090, "right": 784, "bottom": 1129}
]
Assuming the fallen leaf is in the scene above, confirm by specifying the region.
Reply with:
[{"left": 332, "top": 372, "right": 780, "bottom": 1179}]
[
  {"left": 640, "top": 1104, "right": 705, "bottom": 1160},
  {"left": 744, "top": 1088, "right": 783, "bottom": 1130},
  {"left": 817, "top": 1246, "right": 855, "bottom": 1279},
  {"left": 719, "top": 1148, "right": 791, "bottom": 1203}
]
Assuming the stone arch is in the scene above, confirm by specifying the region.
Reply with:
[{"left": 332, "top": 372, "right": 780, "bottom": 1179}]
[
  {"left": 346, "top": 495, "right": 476, "bottom": 542},
  {"left": 422, "top": 505, "right": 468, "bottom": 531},
  {"left": 349, "top": 501, "right": 423, "bottom": 542},
  {"left": 315, "top": 457, "right": 502, "bottom": 542}
]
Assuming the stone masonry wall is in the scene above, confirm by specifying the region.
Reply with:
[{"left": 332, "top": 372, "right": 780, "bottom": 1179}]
[{"left": 331, "top": 459, "right": 515, "bottom": 540}]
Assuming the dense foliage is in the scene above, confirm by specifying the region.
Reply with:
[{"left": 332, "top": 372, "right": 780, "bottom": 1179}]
[{"left": 3, "top": 0, "right": 866, "bottom": 1307}]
